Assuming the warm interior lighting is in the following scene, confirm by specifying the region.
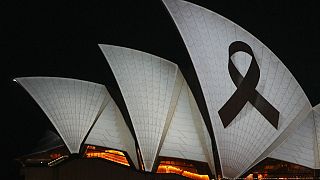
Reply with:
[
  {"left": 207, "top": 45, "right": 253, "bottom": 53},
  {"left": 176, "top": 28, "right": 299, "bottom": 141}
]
[
  {"left": 242, "top": 158, "right": 314, "bottom": 179},
  {"left": 105, "top": 149, "right": 125, "bottom": 156},
  {"left": 245, "top": 174, "right": 253, "bottom": 180},
  {"left": 47, "top": 155, "right": 69, "bottom": 167},
  {"left": 85, "top": 146, "right": 130, "bottom": 166},
  {"left": 50, "top": 153, "right": 61, "bottom": 159},
  {"left": 157, "top": 165, "right": 209, "bottom": 180},
  {"left": 87, "top": 145, "right": 96, "bottom": 150}
]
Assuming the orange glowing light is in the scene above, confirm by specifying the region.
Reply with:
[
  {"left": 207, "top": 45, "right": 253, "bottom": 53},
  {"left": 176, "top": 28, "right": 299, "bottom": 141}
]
[
  {"left": 50, "top": 153, "right": 61, "bottom": 159},
  {"left": 245, "top": 174, "right": 254, "bottom": 180},
  {"left": 85, "top": 149, "right": 129, "bottom": 166},
  {"left": 105, "top": 149, "right": 125, "bottom": 156},
  {"left": 157, "top": 165, "right": 209, "bottom": 180},
  {"left": 87, "top": 145, "right": 96, "bottom": 150}
]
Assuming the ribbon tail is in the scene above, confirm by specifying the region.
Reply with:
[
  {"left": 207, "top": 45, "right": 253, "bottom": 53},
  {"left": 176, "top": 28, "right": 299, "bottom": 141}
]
[
  {"left": 218, "top": 88, "right": 249, "bottom": 128},
  {"left": 249, "top": 92, "right": 279, "bottom": 129}
]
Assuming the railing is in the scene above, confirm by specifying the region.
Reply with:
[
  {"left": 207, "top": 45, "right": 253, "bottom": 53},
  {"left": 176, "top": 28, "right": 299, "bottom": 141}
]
[{"left": 47, "top": 155, "right": 69, "bottom": 167}]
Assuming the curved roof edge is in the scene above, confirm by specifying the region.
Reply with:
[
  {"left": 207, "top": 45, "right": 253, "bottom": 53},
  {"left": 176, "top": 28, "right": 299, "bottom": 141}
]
[
  {"left": 98, "top": 44, "right": 179, "bottom": 69},
  {"left": 314, "top": 103, "right": 320, "bottom": 113},
  {"left": 161, "top": 0, "right": 311, "bottom": 107},
  {"left": 162, "top": 0, "right": 312, "bottom": 178},
  {"left": 14, "top": 76, "right": 109, "bottom": 154},
  {"left": 98, "top": 44, "right": 218, "bottom": 176}
]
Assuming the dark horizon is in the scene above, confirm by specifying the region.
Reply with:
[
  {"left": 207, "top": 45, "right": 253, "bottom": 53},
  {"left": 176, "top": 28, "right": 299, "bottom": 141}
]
[{"left": 2, "top": 0, "right": 319, "bottom": 179}]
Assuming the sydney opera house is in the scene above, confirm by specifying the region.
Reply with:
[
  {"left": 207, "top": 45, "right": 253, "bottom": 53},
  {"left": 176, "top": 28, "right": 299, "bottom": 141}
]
[{"left": 15, "top": 0, "right": 320, "bottom": 179}]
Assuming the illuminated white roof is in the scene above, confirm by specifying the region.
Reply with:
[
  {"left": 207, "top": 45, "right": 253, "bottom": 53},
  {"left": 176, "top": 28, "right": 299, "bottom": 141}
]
[
  {"left": 99, "top": 45, "right": 179, "bottom": 171},
  {"left": 163, "top": 0, "right": 311, "bottom": 177},
  {"left": 269, "top": 111, "right": 316, "bottom": 168},
  {"left": 314, "top": 104, "right": 320, "bottom": 113},
  {"left": 15, "top": 2, "right": 318, "bottom": 175},
  {"left": 269, "top": 104, "right": 320, "bottom": 169},
  {"left": 85, "top": 93, "right": 139, "bottom": 169},
  {"left": 160, "top": 71, "right": 215, "bottom": 173},
  {"left": 15, "top": 77, "right": 109, "bottom": 153},
  {"left": 314, "top": 105, "right": 320, "bottom": 168}
]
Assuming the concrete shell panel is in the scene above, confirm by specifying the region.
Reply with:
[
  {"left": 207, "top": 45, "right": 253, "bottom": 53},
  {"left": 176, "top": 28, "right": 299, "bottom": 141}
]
[
  {"left": 314, "top": 108, "right": 320, "bottom": 168},
  {"left": 160, "top": 72, "right": 215, "bottom": 174},
  {"left": 85, "top": 95, "right": 139, "bottom": 169},
  {"left": 162, "top": 0, "right": 311, "bottom": 177},
  {"left": 269, "top": 112, "right": 316, "bottom": 168},
  {"left": 15, "top": 77, "right": 109, "bottom": 154},
  {"left": 99, "top": 45, "right": 179, "bottom": 171}
]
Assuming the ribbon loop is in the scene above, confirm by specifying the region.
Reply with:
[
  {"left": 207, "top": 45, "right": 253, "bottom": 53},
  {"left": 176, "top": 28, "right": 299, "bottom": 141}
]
[{"left": 218, "top": 41, "right": 279, "bottom": 129}]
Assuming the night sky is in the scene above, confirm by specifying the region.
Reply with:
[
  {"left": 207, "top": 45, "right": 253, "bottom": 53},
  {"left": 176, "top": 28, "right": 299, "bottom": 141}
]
[{"left": 2, "top": 0, "right": 319, "bottom": 179}]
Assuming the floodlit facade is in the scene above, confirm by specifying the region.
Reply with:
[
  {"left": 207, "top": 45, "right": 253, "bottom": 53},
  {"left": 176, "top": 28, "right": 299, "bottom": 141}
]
[
  {"left": 162, "top": 0, "right": 316, "bottom": 178},
  {"left": 269, "top": 107, "right": 320, "bottom": 169},
  {"left": 15, "top": 0, "right": 319, "bottom": 179},
  {"left": 15, "top": 77, "right": 110, "bottom": 154},
  {"left": 99, "top": 45, "right": 214, "bottom": 173}
]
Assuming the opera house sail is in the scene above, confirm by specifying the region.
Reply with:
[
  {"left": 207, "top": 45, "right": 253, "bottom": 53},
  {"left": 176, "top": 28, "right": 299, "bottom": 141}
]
[
  {"left": 14, "top": 0, "right": 319, "bottom": 179},
  {"left": 162, "top": 0, "right": 313, "bottom": 178}
]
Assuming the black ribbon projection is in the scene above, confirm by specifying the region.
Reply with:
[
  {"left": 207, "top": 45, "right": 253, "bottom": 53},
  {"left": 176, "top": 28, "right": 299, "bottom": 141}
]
[{"left": 218, "top": 41, "right": 279, "bottom": 129}]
